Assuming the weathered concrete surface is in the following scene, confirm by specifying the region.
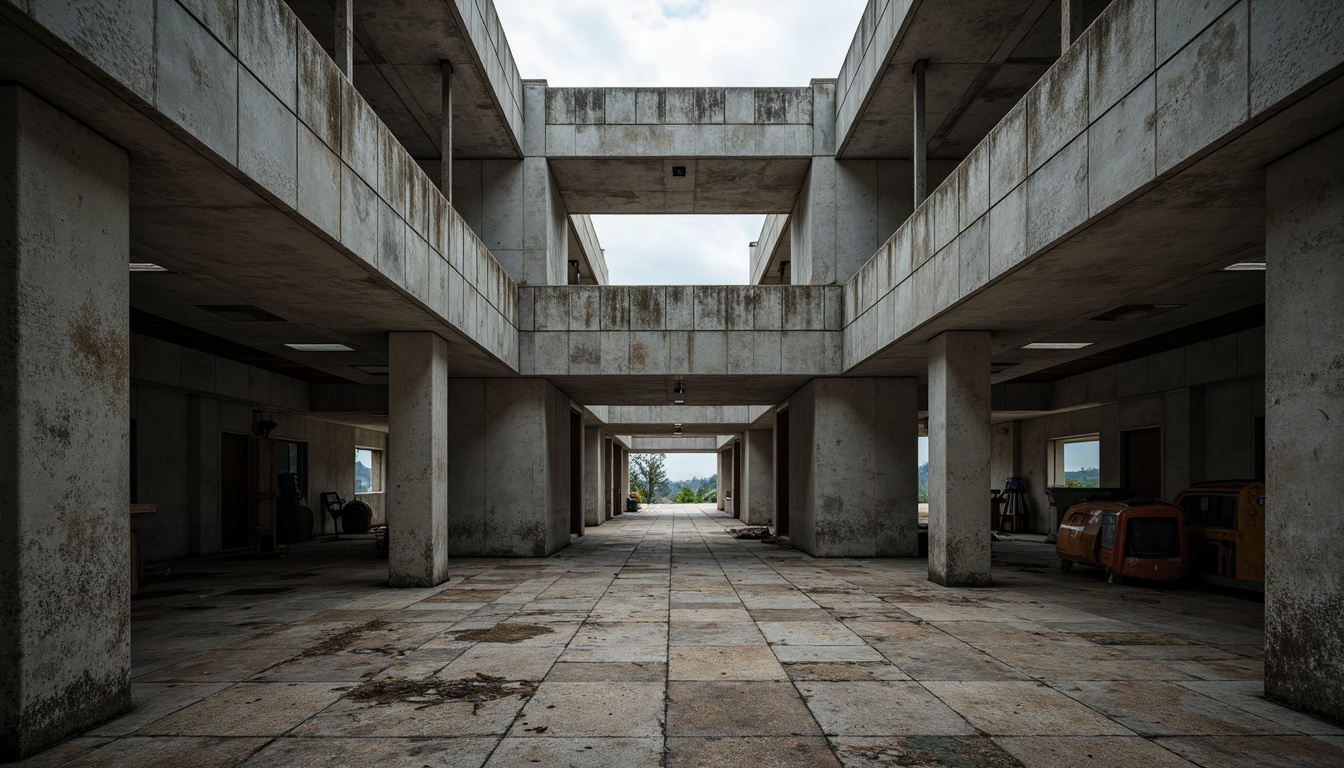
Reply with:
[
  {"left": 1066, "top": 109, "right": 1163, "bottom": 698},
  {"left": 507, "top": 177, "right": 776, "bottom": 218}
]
[
  {"left": 443, "top": 378, "right": 572, "bottom": 557},
  {"left": 787, "top": 378, "right": 918, "bottom": 557},
  {"left": 1, "top": 0, "right": 521, "bottom": 377},
  {"left": 1264, "top": 126, "right": 1344, "bottom": 724},
  {"left": 740, "top": 427, "right": 775, "bottom": 526},
  {"left": 0, "top": 87, "right": 131, "bottom": 760},
  {"left": 626, "top": 437, "right": 718, "bottom": 452},
  {"left": 719, "top": 444, "right": 737, "bottom": 516},
  {"left": 542, "top": 86, "right": 814, "bottom": 214},
  {"left": 583, "top": 425, "right": 604, "bottom": 527},
  {"left": 569, "top": 214, "right": 608, "bottom": 285},
  {"left": 928, "top": 332, "right": 991, "bottom": 587},
  {"left": 841, "top": 0, "right": 1344, "bottom": 378},
  {"left": 387, "top": 332, "right": 450, "bottom": 587},
  {"left": 519, "top": 286, "right": 842, "bottom": 401}
]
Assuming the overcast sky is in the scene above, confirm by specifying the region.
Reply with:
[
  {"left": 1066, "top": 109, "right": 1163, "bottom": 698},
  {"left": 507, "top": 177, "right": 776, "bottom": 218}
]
[{"left": 493, "top": 0, "right": 868, "bottom": 287}]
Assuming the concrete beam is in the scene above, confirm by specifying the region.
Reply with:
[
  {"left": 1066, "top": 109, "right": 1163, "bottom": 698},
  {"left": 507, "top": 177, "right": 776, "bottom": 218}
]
[{"left": 0, "top": 87, "right": 131, "bottom": 760}]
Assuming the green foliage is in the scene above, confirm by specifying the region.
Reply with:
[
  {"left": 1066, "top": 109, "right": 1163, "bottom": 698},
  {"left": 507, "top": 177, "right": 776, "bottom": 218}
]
[
  {"left": 630, "top": 453, "right": 670, "bottom": 502},
  {"left": 673, "top": 486, "right": 701, "bottom": 503},
  {"left": 1064, "top": 477, "right": 1100, "bottom": 488}
]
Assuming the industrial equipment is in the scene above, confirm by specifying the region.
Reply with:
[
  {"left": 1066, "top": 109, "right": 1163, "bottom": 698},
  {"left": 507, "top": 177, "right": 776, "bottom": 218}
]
[
  {"left": 1056, "top": 500, "right": 1189, "bottom": 584},
  {"left": 1175, "top": 481, "right": 1265, "bottom": 591}
]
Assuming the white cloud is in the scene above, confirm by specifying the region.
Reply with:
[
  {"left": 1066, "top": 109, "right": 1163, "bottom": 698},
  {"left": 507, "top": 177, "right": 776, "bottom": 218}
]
[
  {"left": 493, "top": 0, "right": 868, "bottom": 87},
  {"left": 494, "top": 0, "right": 868, "bottom": 285},
  {"left": 592, "top": 213, "right": 759, "bottom": 284}
]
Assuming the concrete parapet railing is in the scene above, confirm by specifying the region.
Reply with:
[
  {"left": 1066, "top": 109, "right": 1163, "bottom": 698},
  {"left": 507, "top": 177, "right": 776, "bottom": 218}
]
[
  {"left": 840, "top": 0, "right": 1344, "bottom": 370},
  {"left": 519, "top": 285, "right": 842, "bottom": 376},
  {"left": 8, "top": 0, "right": 521, "bottom": 369}
]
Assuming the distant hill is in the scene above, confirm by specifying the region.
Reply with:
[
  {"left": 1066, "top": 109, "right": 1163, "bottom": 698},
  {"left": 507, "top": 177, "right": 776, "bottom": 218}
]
[
  {"left": 1065, "top": 468, "right": 1100, "bottom": 482},
  {"left": 666, "top": 474, "right": 716, "bottom": 495}
]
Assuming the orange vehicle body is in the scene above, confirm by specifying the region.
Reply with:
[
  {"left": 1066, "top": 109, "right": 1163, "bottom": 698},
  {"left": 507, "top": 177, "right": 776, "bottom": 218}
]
[
  {"left": 1056, "top": 500, "right": 1189, "bottom": 582},
  {"left": 1174, "top": 481, "right": 1265, "bottom": 588}
]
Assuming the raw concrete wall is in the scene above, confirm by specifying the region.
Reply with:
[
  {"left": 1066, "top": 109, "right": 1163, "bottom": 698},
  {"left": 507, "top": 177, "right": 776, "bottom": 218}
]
[
  {"left": 741, "top": 428, "right": 774, "bottom": 525},
  {"left": 0, "top": 86, "right": 131, "bottom": 760},
  {"left": 1264, "top": 126, "right": 1344, "bottom": 724},
  {"left": 787, "top": 378, "right": 918, "bottom": 557},
  {"left": 444, "top": 378, "right": 572, "bottom": 557},
  {"left": 453, "top": 154, "right": 569, "bottom": 286}
]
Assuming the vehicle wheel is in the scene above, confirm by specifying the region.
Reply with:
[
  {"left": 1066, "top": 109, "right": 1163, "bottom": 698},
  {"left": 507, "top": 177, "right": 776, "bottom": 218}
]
[{"left": 1059, "top": 560, "right": 1073, "bottom": 573}]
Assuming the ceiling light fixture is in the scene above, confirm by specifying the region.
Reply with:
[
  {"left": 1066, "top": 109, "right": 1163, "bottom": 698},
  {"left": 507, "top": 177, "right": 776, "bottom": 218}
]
[
  {"left": 1022, "top": 342, "right": 1094, "bottom": 350},
  {"left": 1224, "top": 262, "right": 1266, "bottom": 271},
  {"left": 129, "top": 262, "right": 168, "bottom": 272},
  {"left": 673, "top": 399, "right": 685, "bottom": 405},
  {"left": 284, "top": 343, "right": 354, "bottom": 352}
]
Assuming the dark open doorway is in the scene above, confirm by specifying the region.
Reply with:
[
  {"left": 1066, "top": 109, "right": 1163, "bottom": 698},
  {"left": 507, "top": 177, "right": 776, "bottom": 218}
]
[{"left": 1123, "top": 427, "right": 1162, "bottom": 499}]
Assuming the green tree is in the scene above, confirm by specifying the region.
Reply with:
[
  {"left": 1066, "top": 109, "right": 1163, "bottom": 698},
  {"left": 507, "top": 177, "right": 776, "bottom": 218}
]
[
  {"left": 630, "top": 453, "right": 670, "bottom": 502},
  {"left": 673, "top": 486, "right": 701, "bottom": 503}
]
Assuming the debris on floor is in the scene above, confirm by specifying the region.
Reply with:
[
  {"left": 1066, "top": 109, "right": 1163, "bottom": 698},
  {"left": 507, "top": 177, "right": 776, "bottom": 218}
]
[
  {"left": 730, "top": 526, "right": 772, "bottom": 539},
  {"left": 449, "top": 623, "right": 555, "bottom": 643},
  {"left": 346, "top": 673, "right": 538, "bottom": 710},
  {"left": 298, "top": 619, "right": 389, "bottom": 657}
]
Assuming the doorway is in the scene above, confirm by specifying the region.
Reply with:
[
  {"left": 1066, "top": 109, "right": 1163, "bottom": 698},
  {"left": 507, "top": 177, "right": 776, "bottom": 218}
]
[
  {"left": 774, "top": 409, "right": 790, "bottom": 536},
  {"left": 1123, "top": 427, "right": 1162, "bottom": 498},
  {"left": 220, "top": 433, "right": 250, "bottom": 550}
]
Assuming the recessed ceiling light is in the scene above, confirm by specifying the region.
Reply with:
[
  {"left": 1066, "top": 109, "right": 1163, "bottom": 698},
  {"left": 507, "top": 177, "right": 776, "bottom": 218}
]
[
  {"left": 1224, "top": 262, "right": 1266, "bottom": 271},
  {"left": 673, "top": 399, "right": 685, "bottom": 405},
  {"left": 1022, "top": 342, "right": 1094, "bottom": 350},
  {"left": 284, "top": 343, "right": 354, "bottom": 352},
  {"left": 130, "top": 262, "right": 168, "bottom": 272}
]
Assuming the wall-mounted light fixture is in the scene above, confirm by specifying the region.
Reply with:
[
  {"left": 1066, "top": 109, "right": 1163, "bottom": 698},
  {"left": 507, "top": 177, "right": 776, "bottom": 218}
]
[{"left": 251, "top": 410, "right": 278, "bottom": 438}]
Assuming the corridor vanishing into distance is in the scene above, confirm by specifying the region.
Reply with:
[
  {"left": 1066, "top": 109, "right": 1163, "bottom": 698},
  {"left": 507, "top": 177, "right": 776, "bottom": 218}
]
[{"left": 26, "top": 505, "right": 1342, "bottom": 768}]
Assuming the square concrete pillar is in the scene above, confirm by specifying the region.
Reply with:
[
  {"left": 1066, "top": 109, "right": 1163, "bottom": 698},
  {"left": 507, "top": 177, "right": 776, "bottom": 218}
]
[
  {"left": 443, "top": 379, "right": 572, "bottom": 556},
  {"left": 0, "top": 87, "right": 131, "bottom": 760},
  {"left": 716, "top": 448, "right": 726, "bottom": 510},
  {"left": 1264, "top": 126, "right": 1344, "bottom": 724},
  {"left": 928, "top": 331, "right": 992, "bottom": 587},
  {"left": 787, "top": 378, "right": 919, "bottom": 557},
  {"left": 741, "top": 427, "right": 774, "bottom": 525},
  {"left": 720, "top": 444, "right": 736, "bottom": 514},
  {"left": 583, "top": 425, "right": 604, "bottom": 526},
  {"left": 387, "top": 332, "right": 450, "bottom": 587}
]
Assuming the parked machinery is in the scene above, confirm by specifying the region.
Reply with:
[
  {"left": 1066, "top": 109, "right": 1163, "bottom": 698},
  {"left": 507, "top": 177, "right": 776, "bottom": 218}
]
[
  {"left": 1174, "top": 481, "right": 1265, "bottom": 591},
  {"left": 1056, "top": 500, "right": 1189, "bottom": 584}
]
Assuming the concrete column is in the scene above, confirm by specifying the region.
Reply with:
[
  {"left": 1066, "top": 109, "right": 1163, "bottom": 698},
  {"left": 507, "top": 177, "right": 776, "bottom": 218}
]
[
  {"left": 443, "top": 379, "right": 571, "bottom": 556},
  {"left": 928, "top": 331, "right": 992, "bottom": 587},
  {"left": 621, "top": 448, "right": 630, "bottom": 506},
  {"left": 787, "top": 378, "right": 919, "bottom": 556},
  {"left": 1264, "top": 126, "right": 1344, "bottom": 724},
  {"left": 440, "top": 61, "right": 453, "bottom": 203},
  {"left": 742, "top": 428, "right": 774, "bottom": 526},
  {"left": 606, "top": 437, "right": 617, "bottom": 518},
  {"left": 720, "top": 445, "right": 736, "bottom": 515},
  {"left": 387, "top": 332, "right": 449, "bottom": 587},
  {"left": 716, "top": 449, "right": 726, "bottom": 510},
  {"left": 913, "top": 59, "right": 928, "bottom": 206},
  {"left": 0, "top": 87, "right": 131, "bottom": 760},
  {"left": 334, "top": 0, "right": 353, "bottom": 77},
  {"left": 583, "top": 426, "right": 603, "bottom": 526}
]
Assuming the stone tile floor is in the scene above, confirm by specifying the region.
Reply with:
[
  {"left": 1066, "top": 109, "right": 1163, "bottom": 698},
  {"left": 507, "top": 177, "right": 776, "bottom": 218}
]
[{"left": 17, "top": 504, "right": 1344, "bottom": 767}]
